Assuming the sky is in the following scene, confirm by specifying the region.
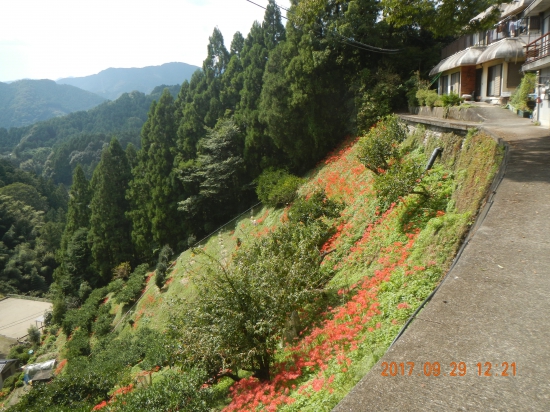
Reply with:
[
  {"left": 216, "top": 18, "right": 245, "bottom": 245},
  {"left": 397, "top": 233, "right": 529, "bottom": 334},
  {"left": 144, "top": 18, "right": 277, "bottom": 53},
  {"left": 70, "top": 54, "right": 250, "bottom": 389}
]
[{"left": 0, "top": 0, "right": 290, "bottom": 82}]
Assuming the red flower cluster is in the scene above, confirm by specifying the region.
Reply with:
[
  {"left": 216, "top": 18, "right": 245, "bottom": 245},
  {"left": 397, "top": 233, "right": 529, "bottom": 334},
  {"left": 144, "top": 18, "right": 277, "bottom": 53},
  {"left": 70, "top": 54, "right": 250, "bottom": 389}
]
[
  {"left": 54, "top": 359, "right": 67, "bottom": 375},
  {"left": 92, "top": 384, "right": 134, "bottom": 410}
]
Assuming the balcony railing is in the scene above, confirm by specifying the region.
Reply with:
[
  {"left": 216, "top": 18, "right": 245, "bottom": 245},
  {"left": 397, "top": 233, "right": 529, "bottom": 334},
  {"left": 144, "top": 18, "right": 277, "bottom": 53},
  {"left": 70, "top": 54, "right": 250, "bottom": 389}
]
[
  {"left": 441, "top": 17, "right": 532, "bottom": 59},
  {"left": 525, "top": 32, "right": 550, "bottom": 64}
]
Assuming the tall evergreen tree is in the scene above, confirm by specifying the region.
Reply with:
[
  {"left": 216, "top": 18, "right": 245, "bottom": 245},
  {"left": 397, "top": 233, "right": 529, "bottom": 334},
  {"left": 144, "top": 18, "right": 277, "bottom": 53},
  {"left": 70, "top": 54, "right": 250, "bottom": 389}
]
[
  {"left": 88, "top": 138, "right": 133, "bottom": 283},
  {"left": 60, "top": 165, "right": 91, "bottom": 251},
  {"left": 127, "top": 89, "right": 185, "bottom": 261},
  {"left": 236, "top": 2, "right": 287, "bottom": 174},
  {"left": 176, "top": 28, "right": 230, "bottom": 162}
]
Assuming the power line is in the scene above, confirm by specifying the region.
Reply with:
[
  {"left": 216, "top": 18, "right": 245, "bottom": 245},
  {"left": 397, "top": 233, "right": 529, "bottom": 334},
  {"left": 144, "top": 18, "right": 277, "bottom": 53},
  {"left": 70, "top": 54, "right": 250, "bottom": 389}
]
[
  {"left": 335, "top": 32, "right": 401, "bottom": 54},
  {"left": 243, "top": 0, "right": 402, "bottom": 54},
  {"left": 245, "top": 0, "right": 289, "bottom": 20}
]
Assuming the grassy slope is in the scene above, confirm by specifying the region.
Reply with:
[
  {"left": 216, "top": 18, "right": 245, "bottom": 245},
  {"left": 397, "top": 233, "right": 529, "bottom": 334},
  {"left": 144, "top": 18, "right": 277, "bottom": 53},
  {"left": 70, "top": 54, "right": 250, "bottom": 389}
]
[
  {"left": 2, "top": 125, "right": 502, "bottom": 411},
  {"left": 116, "top": 126, "right": 501, "bottom": 410}
]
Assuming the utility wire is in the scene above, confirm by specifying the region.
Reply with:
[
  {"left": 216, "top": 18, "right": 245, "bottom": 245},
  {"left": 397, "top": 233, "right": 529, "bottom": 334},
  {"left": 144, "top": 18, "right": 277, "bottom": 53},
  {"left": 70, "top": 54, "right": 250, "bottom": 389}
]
[
  {"left": 334, "top": 32, "right": 401, "bottom": 54},
  {"left": 244, "top": 0, "right": 402, "bottom": 54},
  {"left": 245, "top": 0, "right": 289, "bottom": 20}
]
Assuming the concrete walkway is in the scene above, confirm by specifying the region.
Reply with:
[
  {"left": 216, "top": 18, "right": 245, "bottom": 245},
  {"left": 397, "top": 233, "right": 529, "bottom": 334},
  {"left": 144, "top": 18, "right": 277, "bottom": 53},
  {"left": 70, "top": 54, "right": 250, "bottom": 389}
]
[{"left": 334, "top": 106, "right": 550, "bottom": 411}]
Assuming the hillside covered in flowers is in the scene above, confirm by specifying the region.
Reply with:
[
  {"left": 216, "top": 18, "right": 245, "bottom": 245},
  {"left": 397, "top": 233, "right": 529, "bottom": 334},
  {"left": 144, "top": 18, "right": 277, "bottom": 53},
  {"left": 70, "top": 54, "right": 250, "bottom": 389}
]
[{"left": 3, "top": 118, "right": 502, "bottom": 412}]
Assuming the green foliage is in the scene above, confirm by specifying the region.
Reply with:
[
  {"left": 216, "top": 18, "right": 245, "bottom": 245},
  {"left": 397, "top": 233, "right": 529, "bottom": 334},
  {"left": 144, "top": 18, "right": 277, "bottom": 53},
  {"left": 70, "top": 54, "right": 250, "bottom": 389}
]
[
  {"left": 62, "top": 286, "right": 108, "bottom": 336},
  {"left": 114, "top": 263, "right": 149, "bottom": 306},
  {"left": 357, "top": 115, "right": 408, "bottom": 175},
  {"left": 416, "top": 88, "right": 441, "bottom": 107},
  {"left": 373, "top": 154, "right": 426, "bottom": 208},
  {"left": 92, "top": 302, "right": 114, "bottom": 337},
  {"left": 0, "top": 79, "right": 105, "bottom": 129},
  {"left": 356, "top": 69, "right": 404, "bottom": 133},
  {"left": 177, "top": 221, "right": 330, "bottom": 381},
  {"left": 0, "top": 190, "right": 60, "bottom": 294},
  {"left": 288, "top": 190, "right": 344, "bottom": 225},
  {"left": 8, "top": 344, "right": 31, "bottom": 367},
  {"left": 66, "top": 327, "right": 91, "bottom": 359},
  {"left": 61, "top": 165, "right": 91, "bottom": 252},
  {"left": 89, "top": 138, "right": 133, "bottom": 283},
  {"left": 0, "top": 183, "right": 48, "bottom": 211},
  {"left": 1, "top": 373, "right": 19, "bottom": 392},
  {"left": 155, "top": 245, "right": 173, "bottom": 289},
  {"left": 51, "top": 297, "right": 67, "bottom": 325},
  {"left": 441, "top": 91, "right": 463, "bottom": 107},
  {"left": 178, "top": 118, "right": 252, "bottom": 234},
  {"left": 27, "top": 325, "right": 41, "bottom": 346},
  {"left": 256, "top": 168, "right": 304, "bottom": 207},
  {"left": 11, "top": 327, "right": 175, "bottom": 411},
  {"left": 510, "top": 73, "right": 536, "bottom": 111},
  {"left": 127, "top": 90, "right": 184, "bottom": 261},
  {"left": 379, "top": 0, "right": 504, "bottom": 37},
  {"left": 110, "top": 369, "right": 212, "bottom": 412}
]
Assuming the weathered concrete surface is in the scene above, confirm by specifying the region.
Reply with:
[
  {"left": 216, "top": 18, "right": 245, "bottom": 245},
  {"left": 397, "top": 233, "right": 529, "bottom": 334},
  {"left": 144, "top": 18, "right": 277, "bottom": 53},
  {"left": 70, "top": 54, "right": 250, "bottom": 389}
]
[
  {"left": 0, "top": 298, "right": 52, "bottom": 339},
  {"left": 334, "top": 105, "right": 550, "bottom": 411}
]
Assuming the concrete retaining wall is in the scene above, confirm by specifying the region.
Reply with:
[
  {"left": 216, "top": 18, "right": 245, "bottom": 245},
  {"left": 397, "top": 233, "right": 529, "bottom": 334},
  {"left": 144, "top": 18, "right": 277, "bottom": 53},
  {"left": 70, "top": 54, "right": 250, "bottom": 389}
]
[{"left": 410, "top": 106, "right": 484, "bottom": 123}]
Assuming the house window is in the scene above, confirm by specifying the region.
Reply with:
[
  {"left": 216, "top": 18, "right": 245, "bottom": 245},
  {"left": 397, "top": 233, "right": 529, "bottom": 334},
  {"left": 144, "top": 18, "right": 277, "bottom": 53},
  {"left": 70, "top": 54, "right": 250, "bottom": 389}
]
[
  {"left": 507, "top": 63, "right": 522, "bottom": 88},
  {"left": 451, "top": 72, "right": 461, "bottom": 94},
  {"left": 440, "top": 75, "right": 449, "bottom": 95},
  {"left": 530, "top": 16, "right": 541, "bottom": 31},
  {"left": 487, "top": 64, "right": 502, "bottom": 96}
]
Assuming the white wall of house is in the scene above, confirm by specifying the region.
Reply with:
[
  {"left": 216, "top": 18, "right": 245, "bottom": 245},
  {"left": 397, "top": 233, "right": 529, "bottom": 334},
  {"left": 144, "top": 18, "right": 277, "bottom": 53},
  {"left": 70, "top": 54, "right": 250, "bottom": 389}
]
[{"left": 538, "top": 67, "right": 550, "bottom": 127}]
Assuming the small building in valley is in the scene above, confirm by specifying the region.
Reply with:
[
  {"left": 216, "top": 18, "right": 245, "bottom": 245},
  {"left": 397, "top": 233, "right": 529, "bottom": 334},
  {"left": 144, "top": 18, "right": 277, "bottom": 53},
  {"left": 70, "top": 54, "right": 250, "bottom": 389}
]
[{"left": 0, "top": 359, "right": 18, "bottom": 389}]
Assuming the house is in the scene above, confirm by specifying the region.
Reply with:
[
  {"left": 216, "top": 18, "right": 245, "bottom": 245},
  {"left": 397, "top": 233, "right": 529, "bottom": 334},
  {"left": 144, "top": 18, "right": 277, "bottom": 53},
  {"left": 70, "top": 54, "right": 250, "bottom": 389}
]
[
  {"left": 522, "top": 0, "right": 550, "bottom": 126},
  {"left": 430, "top": 1, "right": 539, "bottom": 103},
  {"left": 0, "top": 359, "right": 18, "bottom": 389}
]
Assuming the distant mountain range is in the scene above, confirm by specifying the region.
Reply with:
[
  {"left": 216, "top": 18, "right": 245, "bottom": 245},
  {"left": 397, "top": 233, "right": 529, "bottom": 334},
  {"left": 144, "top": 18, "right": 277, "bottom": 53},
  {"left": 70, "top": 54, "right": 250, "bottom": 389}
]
[
  {"left": 0, "top": 80, "right": 106, "bottom": 129},
  {"left": 57, "top": 62, "right": 200, "bottom": 100}
]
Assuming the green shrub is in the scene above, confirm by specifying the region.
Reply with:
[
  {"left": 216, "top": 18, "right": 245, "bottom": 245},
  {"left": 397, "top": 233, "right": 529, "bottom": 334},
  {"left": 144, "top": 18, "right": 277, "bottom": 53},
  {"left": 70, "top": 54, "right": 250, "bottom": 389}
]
[
  {"left": 2, "top": 374, "right": 19, "bottom": 391},
  {"left": 110, "top": 369, "right": 212, "bottom": 412},
  {"left": 416, "top": 88, "right": 441, "bottom": 107},
  {"left": 114, "top": 264, "right": 149, "bottom": 306},
  {"left": 441, "top": 91, "right": 463, "bottom": 107},
  {"left": 155, "top": 245, "right": 173, "bottom": 289},
  {"left": 62, "top": 287, "right": 108, "bottom": 336},
  {"left": 510, "top": 73, "right": 536, "bottom": 111},
  {"left": 358, "top": 114, "right": 408, "bottom": 175},
  {"left": 288, "top": 190, "right": 344, "bottom": 225},
  {"left": 66, "top": 327, "right": 91, "bottom": 359},
  {"left": 256, "top": 168, "right": 304, "bottom": 207},
  {"left": 373, "top": 154, "right": 425, "bottom": 208},
  {"left": 27, "top": 325, "right": 41, "bottom": 346},
  {"left": 92, "top": 303, "right": 114, "bottom": 337},
  {"left": 78, "top": 281, "right": 92, "bottom": 301},
  {"left": 8, "top": 345, "right": 31, "bottom": 367},
  {"left": 107, "top": 278, "right": 124, "bottom": 294}
]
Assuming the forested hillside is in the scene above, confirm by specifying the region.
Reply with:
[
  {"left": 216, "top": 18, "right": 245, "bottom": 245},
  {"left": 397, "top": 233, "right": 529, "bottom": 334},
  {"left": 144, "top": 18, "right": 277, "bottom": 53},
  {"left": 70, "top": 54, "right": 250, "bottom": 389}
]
[
  {"left": 0, "top": 159, "right": 67, "bottom": 295},
  {"left": 0, "top": 0, "right": 508, "bottom": 410},
  {"left": 0, "top": 85, "right": 180, "bottom": 185},
  {"left": 57, "top": 62, "right": 200, "bottom": 100},
  {"left": 0, "top": 80, "right": 105, "bottom": 129},
  {"left": 0, "top": 0, "right": 447, "bottom": 336}
]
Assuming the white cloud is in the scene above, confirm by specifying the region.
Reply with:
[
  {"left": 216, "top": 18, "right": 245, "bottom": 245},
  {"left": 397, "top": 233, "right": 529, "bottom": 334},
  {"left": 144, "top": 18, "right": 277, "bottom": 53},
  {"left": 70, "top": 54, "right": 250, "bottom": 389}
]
[{"left": 0, "top": 0, "right": 289, "bottom": 82}]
